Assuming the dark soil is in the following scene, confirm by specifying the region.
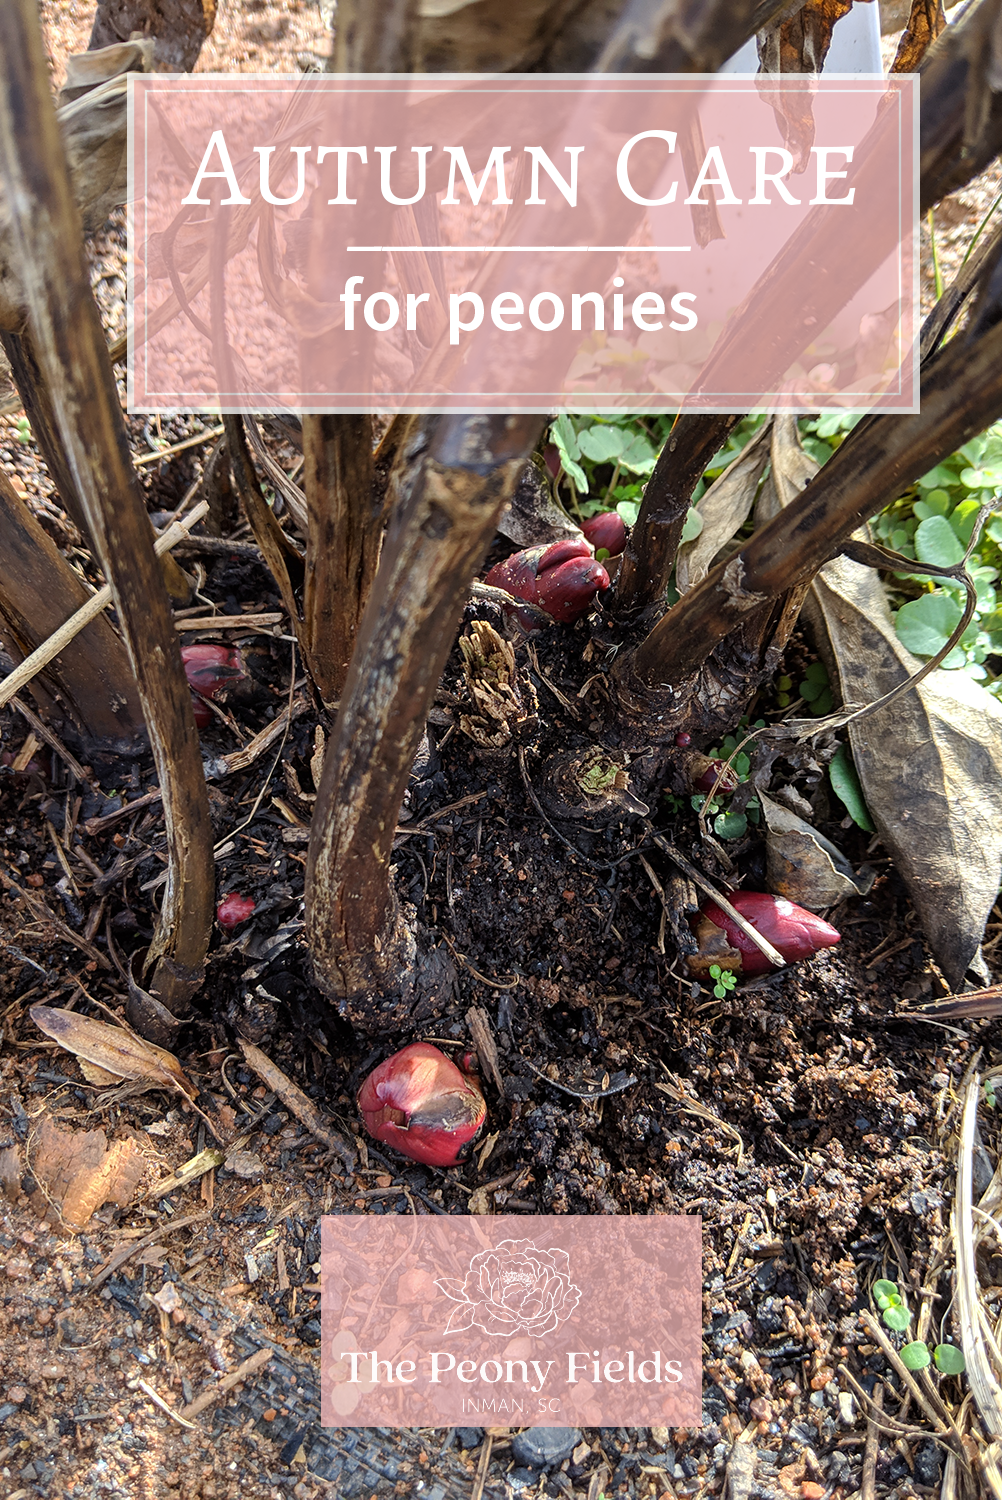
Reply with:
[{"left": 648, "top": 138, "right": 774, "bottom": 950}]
[{"left": 0, "top": 502, "right": 993, "bottom": 1499}]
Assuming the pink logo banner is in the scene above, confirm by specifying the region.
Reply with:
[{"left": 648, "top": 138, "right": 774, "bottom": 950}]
[
  {"left": 320, "top": 1214, "right": 702, "bottom": 1428},
  {"left": 128, "top": 74, "right": 917, "bottom": 414}
]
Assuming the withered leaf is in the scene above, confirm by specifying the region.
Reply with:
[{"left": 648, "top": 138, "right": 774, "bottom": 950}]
[
  {"left": 756, "top": 0, "right": 859, "bottom": 170},
  {"left": 499, "top": 456, "right": 581, "bottom": 549},
  {"left": 1, "top": 42, "right": 154, "bottom": 329},
  {"left": 891, "top": 0, "right": 947, "bottom": 73},
  {"left": 805, "top": 552, "right": 1002, "bottom": 985},
  {"left": 760, "top": 792, "right": 874, "bottom": 910},
  {"left": 30, "top": 1004, "right": 196, "bottom": 1099},
  {"left": 755, "top": 413, "right": 820, "bottom": 527},
  {"left": 30, "top": 1118, "right": 144, "bottom": 1230},
  {"left": 676, "top": 421, "right": 772, "bottom": 593},
  {"left": 79, "top": 1060, "right": 123, "bottom": 1087}
]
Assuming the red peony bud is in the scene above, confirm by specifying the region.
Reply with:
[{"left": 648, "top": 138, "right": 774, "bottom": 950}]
[
  {"left": 675, "top": 732, "right": 692, "bottom": 747},
  {"left": 581, "top": 511, "right": 628, "bottom": 557},
  {"left": 181, "top": 643, "right": 246, "bottom": 729},
  {"left": 693, "top": 757, "right": 740, "bottom": 795},
  {"left": 693, "top": 891, "right": 841, "bottom": 976},
  {"left": 484, "top": 539, "right": 609, "bottom": 623},
  {"left": 216, "top": 892, "right": 256, "bottom": 929},
  {"left": 357, "top": 1042, "right": 487, "bottom": 1168},
  {"left": 535, "top": 556, "right": 612, "bottom": 621}
]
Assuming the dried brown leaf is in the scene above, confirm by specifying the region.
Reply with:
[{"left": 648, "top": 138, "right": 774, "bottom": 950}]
[
  {"left": 1, "top": 43, "right": 154, "bottom": 329},
  {"left": 760, "top": 792, "right": 873, "bottom": 909},
  {"left": 756, "top": 0, "right": 855, "bottom": 171},
  {"left": 498, "top": 456, "right": 581, "bottom": 548},
  {"left": 891, "top": 0, "right": 947, "bottom": 73},
  {"left": 29, "top": 1004, "right": 196, "bottom": 1098},
  {"left": 0, "top": 1145, "right": 21, "bottom": 1201},
  {"left": 755, "top": 413, "right": 820, "bottom": 527},
  {"left": 30, "top": 1117, "right": 144, "bottom": 1229},
  {"left": 79, "top": 1059, "right": 122, "bottom": 1087},
  {"left": 805, "top": 553, "right": 1002, "bottom": 985},
  {"left": 676, "top": 421, "right": 772, "bottom": 594}
]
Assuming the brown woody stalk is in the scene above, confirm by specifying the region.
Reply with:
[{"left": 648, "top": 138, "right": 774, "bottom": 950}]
[
  {"left": 0, "top": 0, "right": 214, "bottom": 1019},
  {"left": 617, "top": 313, "right": 1002, "bottom": 709},
  {"left": 302, "top": 415, "right": 381, "bottom": 706},
  {"left": 613, "top": 414, "right": 738, "bottom": 616},
  {"left": 306, "top": 414, "right": 542, "bottom": 1031},
  {"left": 1, "top": 331, "right": 89, "bottom": 534},
  {"left": 0, "top": 468, "right": 144, "bottom": 744}
]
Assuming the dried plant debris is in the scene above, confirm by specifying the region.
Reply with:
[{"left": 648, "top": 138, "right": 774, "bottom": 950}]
[
  {"left": 807, "top": 552, "right": 1002, "bottom": 986},
  {"left": 0, "top": 41, "right": 152, "bottom": 328},
  {"left": 676, "top": 420, "right": 772, "bottom": 593},
  {"left": 760, "top": 792, "right": 874, "bottom": 910},
  {"left": 29, "top": 1003, "right": 198, "bottom": 1099},
  {"left": 891, "top": 0, "right": 947, "bottom": 73},
  {"left": 497, "top": 454, "right": 581, "bottom": 548},
  {"left": 754, "top": 412, "right": 819, "bottom": 527},
  {"left": 28, "top": 1117, "right": 144, "bottom": 1230},
  {"left": 458, "top": 620, "right": 537, "bottom": 749}
]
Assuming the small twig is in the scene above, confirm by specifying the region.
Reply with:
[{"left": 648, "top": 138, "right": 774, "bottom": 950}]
[
  {"left": 179, "top": 1347, "right": 273, "bottom": 1421},
  {"left": 236, "top": 1038, "right": 356, "bottom": 1174},
  {"left": 176, "top": 611, "right": 283, "bottom": 633},
  {"left": 215, "top": 689, "right": 310, "bottom": 778},
  {"left": 0, "top": 866, "right": 111, "bottom": 968},
  {"left": 646, "top": 828, "right": 786, "bottom": 968},
  {"left": 83, "top": 789, "right": 164, "bottom": 836},
  {"left": 0, "top": 500, "right": 210, "bottom": 710},
  {"left": 133, "top": 424, "right": 224, "bottom": 467},
  {"left": 442, "top": 935, "right": 520, "bottom": 989},
  {"left": 90, "top": 1210, "right": 209, "bottom": 1289},
  {"left": 213, "top": 644, "right": 297, "bottom": 851},
  {"left": 519, "top": 1054, "right": 638, "bottom": 1100},
  {"left": 136, "top": 1379, "right": 199, "bottom": 1430},
  {"left": 471, "top": 1433, "right": 494, "bottom": 1500},
  {"left": 9, "top": 695, "right": 94, "bottom": 787},
  {"left": 171, "top": 536, "right": 263, "bottom": 561},
  {"left": 394, "top": 791, "right": 488, "bottom": 839}
]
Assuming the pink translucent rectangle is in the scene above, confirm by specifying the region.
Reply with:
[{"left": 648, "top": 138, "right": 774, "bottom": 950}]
[
  {"left": 320, "top": 1214, "right": 702, "bottom": 1428},
  {"left": 129, "top": 74, "right": 918, "bottom": 414}
]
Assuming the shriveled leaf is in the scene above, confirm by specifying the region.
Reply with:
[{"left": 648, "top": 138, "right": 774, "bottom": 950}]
[
  {"left": 760, "top": 792, "right": 874, "bottom": 909},
  {"left": 29, "top": 1117, "right": 144, "bottom": 1230},
  {"left": 755, "top": 414, "right": 820, "bottom": 527},
  {"left": 79, "top": 1060, "right": 123, "bottom": 1087},
  {"left": 30, "top": 1004, "right": 196, "bottom": 1098},
  {"left": 757, "top": 0, "right": 855, "bottom": 170},
  {"left": 1, "top": 41, "right": 153, "bottom": 329},
  {"left": 806, "top": 552, "right": 1002, "bottom": 985},
  {"left": 498, "top": 456, "right": 581, "bottom": 548},
  {"left": 891, "top": 0, "right": 947, "bottom": 73},
  {"left": 676, "top": 421, "right": 772, "bottom": 593},
  {"left": 59, "top": 40, "right": 154, "bottom": 103}
]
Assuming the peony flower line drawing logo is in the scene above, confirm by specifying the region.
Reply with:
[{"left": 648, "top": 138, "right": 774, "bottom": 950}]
[{"left": 435, "top": 1238, "right": 582, "bottom": 1337}]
